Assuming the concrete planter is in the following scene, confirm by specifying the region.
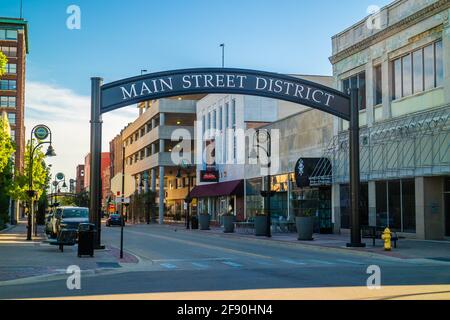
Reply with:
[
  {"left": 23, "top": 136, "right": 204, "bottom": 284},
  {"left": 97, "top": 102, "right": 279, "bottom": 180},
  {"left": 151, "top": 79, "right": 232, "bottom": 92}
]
[
  {"left": 222, "top": 215, "right": 235, "bottom": 233},
  {"left": 296, "top": 216, "right": 314, "bottom": 241},
  {"left": 199, "top": 214, "right": 210, "bottom": 230},
  {"left": 255, "top": 216, "right": 268, "bottom": 236}
]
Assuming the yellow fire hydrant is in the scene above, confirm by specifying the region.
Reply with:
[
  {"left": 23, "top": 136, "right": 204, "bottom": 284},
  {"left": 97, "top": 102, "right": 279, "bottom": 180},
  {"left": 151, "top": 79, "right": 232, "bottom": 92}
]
[{"left": 381, "top": 228, "right": 392, "bottom": 251}]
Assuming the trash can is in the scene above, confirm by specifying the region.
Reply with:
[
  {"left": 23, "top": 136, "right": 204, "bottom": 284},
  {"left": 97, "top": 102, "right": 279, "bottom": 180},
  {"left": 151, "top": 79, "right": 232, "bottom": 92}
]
[
  {"left": 191, "top": 215, "right": 199, "bottom": 230},
  {"left": 78, "top": 223, "right": 95, "bottom": 258}
]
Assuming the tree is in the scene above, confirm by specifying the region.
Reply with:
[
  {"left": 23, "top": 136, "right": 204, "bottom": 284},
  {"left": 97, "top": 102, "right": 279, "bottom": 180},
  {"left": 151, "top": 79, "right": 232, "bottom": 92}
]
[
  {"left": 0, "top": 114, "right": 14, "bottom": 228},
  {"left": 8, "top": 141, "right": 50, "bottom": 202},
  {"left": 0, "top": 113, "right": 15, "bottom": 174},
  {"left": 0, "top": 52, "right": 7, "bottom": 78},
  {"left": 74, "top": 191, "right": 89, "bottom": 208}
]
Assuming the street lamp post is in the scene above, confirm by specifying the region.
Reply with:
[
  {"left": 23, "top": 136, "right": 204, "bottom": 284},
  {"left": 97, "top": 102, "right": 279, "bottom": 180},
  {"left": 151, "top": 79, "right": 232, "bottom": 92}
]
[
  {"left": 53, "top": 178, "right": 67, "bottom": 205},
  {"left": 250, "top": 130, "right": 273, "bottom": 238},
  {"left": 27, "top": 125, "right": 56, "bottom": 241},
  {"left": 220, "top": 43, "right": 225, "bottom": 68}
]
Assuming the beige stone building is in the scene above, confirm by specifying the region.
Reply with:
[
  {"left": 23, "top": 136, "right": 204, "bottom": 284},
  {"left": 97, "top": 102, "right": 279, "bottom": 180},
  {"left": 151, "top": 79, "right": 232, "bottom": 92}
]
[
  {"left": 117, "top": 96, "right": 205, "bottom": 224},
  {"left": 311, "top": 0, "right": 450, "bottom": 239}
]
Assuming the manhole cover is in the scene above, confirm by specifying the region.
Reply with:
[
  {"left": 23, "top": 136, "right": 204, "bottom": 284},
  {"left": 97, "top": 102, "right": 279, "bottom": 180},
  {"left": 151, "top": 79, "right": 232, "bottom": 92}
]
[{"left": 97, "top": 262, "right": 121, "bottom": 269}]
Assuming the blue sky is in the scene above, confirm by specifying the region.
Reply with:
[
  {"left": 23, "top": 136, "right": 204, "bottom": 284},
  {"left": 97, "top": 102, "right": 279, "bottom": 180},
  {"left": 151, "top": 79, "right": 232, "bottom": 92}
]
[
  {"left": 3, "top": 0, "right": 391, "bottom": 94},
  {"left": 1, "top": 0, "right": 392, "bottom": 180}
]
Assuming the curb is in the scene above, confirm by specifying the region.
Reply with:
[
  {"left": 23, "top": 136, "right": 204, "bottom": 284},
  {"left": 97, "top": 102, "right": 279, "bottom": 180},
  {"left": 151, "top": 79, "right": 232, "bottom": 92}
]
[
  {"left": 0, "top": 224, "right": 17, "bottom": 234},
  {"left": 0, "top": 266, "right": 128, "bottom": 287}
]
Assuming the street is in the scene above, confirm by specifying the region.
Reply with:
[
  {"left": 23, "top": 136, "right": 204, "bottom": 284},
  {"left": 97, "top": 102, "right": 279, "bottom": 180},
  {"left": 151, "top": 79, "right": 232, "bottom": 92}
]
[{"left": 1, "top": 223, "right": 450, "bottom": 299}]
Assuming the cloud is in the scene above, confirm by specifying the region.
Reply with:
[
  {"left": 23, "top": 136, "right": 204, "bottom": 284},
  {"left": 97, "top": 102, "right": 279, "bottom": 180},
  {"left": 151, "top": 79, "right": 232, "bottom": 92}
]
[{"left": 25, "top": 82, "right": 138, "bottom": 181}]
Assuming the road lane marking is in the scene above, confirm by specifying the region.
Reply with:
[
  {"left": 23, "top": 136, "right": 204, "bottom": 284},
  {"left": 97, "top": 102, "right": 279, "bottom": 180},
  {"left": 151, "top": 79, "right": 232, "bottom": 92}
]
[
  {"left": 122, "top": 229, "right": 272, "bottom": 260},
  {"left": 308, "top": 259, "right": 335, "bottom": 265},
  {"left": 222, "top": 261, "right": 242, "bottom": 268},
  {"left": 280, "top": 259, "right": 306, "bottom": 265},
  {"left": 160, "top": 263, "right": 178, "bottom": 269},
  {"left": 337, "top": 259, "right": 364, "bottom": 265},
  {"left": 191, "top": 262, "right": 209, "bottom": 269}
]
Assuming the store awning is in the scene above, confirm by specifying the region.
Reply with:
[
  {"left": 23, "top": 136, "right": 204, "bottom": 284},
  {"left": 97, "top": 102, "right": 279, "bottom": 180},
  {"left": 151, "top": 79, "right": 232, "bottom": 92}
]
[{"left": 189, "top": 180, "right": 244, "bottom": 198}]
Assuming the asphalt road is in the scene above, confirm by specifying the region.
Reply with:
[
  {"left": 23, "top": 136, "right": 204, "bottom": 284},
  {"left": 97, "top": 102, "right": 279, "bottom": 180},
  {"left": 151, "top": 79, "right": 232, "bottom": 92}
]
[{"left": 1, "top": 224, "right": 450, "bottom": 299}]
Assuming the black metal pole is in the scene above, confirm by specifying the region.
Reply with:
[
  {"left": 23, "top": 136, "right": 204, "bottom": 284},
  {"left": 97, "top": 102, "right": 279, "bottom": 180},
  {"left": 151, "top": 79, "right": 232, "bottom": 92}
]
[
  {"left": 89, "top": 77, "right": 104, "bottom": 249},
  {"left": 27, "top": 131, "right": 34, "bottom": 241},
  {"left": 265, "top": 131, "right": 272, "bottom": 238},
  {"left": 347, "top": 88, "right": 365, "bottom": 248},
  {"left": 120, "top": 144, "right": 125, "bottom": 259},
  {"left": 186, "top": 170, "right": 191, "bottom": 230}
]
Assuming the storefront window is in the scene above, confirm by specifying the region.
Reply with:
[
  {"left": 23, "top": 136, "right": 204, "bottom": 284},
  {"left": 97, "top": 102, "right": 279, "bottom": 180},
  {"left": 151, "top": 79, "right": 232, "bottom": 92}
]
[
  {"left": 340, "top": 183, "right": 368, "bottom": 228},
  {"left": 246, "top": 179, "right": 263, "bottom": 218},
  {"left": 402, "top": 179, "right": 416, "bottom": 233},
  {"left": 376, "top": 179, "right": 416, "bottom": 232},
  {"left": 376, "top": 181, "right": 388, "bottom": 227},
  {"left": 389, "top": 180, "right": 401, "bottom": 230}
]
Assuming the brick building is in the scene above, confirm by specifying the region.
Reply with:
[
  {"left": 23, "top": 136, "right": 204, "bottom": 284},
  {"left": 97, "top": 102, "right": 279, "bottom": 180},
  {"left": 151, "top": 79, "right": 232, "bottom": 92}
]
[
  {"left": 0, "top": 17, "right": 28, "bottom": 173},
  {"left": 75, "top": 164, "right": 85, "bottom": 194}
]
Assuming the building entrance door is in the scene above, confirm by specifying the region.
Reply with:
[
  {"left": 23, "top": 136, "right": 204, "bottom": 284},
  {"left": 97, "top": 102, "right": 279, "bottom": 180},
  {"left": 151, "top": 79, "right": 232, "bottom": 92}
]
[{"left": 445, "top": 177, "right": 450, "bottom": 237}]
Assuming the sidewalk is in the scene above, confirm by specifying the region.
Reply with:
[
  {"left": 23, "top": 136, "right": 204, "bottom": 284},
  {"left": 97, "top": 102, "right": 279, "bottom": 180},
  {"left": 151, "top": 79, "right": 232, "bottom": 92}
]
[
  {"left": 0, "top": 221, "right": 138, "bottom": 284},
  {"left": 161, "top": 223, "right": 450, "bottom": 262}
]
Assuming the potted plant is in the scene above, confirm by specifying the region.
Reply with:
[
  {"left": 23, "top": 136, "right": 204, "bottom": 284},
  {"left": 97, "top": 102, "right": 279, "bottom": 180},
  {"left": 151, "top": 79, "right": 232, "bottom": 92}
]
[
  {"left": 222, "top": 204, "right": 235, "bottom": 233},
  {"left": 296, "top": 208, "right": 315, "bottom": 241},
  {"left": 254, "top": 212, "right": 267, "bottom": 236},
  {"left": 199, "top": 213, "right": 210, "bottom": 230}
]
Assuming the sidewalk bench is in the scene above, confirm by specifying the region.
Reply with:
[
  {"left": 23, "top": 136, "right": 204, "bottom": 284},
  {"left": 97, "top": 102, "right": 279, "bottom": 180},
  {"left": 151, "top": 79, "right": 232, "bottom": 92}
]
[
  {"left": 361, "top": 226, "right": 399, "bottom": 248},
  {"left": 234, "top": 221, "right": 255, "bottom": 234},
  {"left": 47, "top": 229, "right": 78, "bottom": 252}
]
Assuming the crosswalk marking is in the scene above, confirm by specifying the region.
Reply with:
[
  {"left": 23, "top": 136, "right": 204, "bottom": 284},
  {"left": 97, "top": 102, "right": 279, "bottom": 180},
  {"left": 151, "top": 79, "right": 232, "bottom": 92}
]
[
  {"left": 222, "top": 261, "right": 242, "bottom": 268},
  {"left": 160, "top": 263, "right": 178, "bottom": 269},
  {"left": 280, "top": 259, "right": 306, "bottom": 265}
]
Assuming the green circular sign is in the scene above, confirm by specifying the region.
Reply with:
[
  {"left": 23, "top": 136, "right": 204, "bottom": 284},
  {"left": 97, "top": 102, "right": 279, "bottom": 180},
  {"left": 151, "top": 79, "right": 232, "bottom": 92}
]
[
  {"left": 34, "top": 126, "right": 49, "bottom": 140},
  {"left": 56, "top": 172, "right": 65, "bottom": 181}
]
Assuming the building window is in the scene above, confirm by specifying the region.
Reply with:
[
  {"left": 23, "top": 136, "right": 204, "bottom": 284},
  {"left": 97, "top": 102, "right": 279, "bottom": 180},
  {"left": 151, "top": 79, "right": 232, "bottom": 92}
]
[
  {"left": 375, "top": 179, "right": 415, "bottom": 233},
  {"left": 393, "top": 40, "right": 443, "bottom": 100},
  {"left": 225, "top": 103, "right": 229, "bottom": 128},
  {"left": 0, "top": 80, "right": 17, "bottom": 91},
  {"left": 0, "top": 29, "right": 18, "bottom": 40},
  {"left": 212, "top": 110, "right": 217, "bottom": 130},
  {"left": 5, "top": 63, "right": 17, "bottom": 74},
  {"left": 342, "top": 72, "right": 366, "bottom": 110},
  {"left": 202, "top": 115, "right": 206, "bottom": 136},
  {"left": 7, "top": 113, "right": 16, "bottom": 125},
  {"left": 231, "top": 99, "right": 236, "bottom": 128},
  {"left": 374, "top": 65, "right": 382, "bottom": 105},
  {"left": 218, "top": 107, "right": 223, "bottom": 131},
  {"left": 0, "top": 46, "right": 17, "bottom": 57},
  {"left": 0, "top": 96, "right": 16, "bottom": 107},
  {"left": 10, "top": 129, "right": 15, "bottom": 141}
]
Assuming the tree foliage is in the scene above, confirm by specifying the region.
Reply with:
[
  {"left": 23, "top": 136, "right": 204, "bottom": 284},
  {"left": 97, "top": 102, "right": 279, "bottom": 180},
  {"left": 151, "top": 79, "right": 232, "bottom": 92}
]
[
  {"left": 0, "top": 52, "right": 7, "bottom": 78},
  {"left": 8, "top": 140, "right": 50, "bottom": 201},
  {"left": 0, "top": 114, "right": 15, "bottom": 174}
]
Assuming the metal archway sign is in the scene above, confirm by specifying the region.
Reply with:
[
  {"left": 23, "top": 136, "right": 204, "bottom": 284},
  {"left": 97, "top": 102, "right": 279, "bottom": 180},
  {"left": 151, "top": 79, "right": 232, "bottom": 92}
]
[{"left": 89, "top": 68, "right": 363, "bottom": 248}]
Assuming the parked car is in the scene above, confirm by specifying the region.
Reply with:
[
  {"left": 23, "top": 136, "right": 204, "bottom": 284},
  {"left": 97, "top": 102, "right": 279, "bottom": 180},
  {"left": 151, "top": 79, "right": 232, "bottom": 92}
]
[
  {"left": 49, "top": 207, "right": 89, "bottom": 238},
  {"left": 44, "top": 212, "right": 54, "bottom": 236},
  {"left": 106, "top": 213, "right": 123, "bottom": 227}
]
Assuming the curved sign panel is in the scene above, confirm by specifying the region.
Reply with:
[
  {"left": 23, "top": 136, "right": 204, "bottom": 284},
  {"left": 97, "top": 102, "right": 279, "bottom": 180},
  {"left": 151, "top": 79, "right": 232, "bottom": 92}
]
[{"left": 101, "top": 68, "right": 351, "bottom": 120}]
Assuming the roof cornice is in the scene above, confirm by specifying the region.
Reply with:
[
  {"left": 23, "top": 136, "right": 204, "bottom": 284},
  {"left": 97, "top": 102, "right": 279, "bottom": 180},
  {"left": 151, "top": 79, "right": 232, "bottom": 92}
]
[{"left": 329, "top": 0, "right": 450, "bottom": 65}]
